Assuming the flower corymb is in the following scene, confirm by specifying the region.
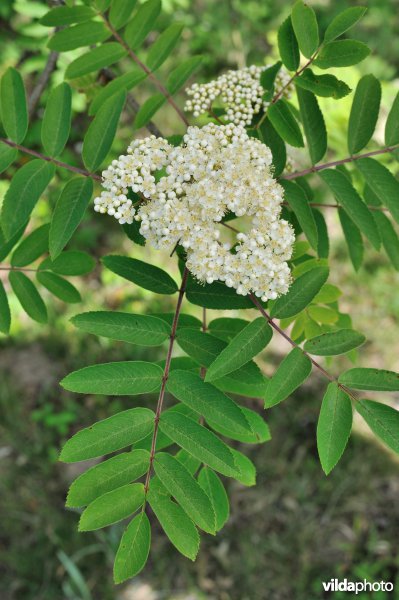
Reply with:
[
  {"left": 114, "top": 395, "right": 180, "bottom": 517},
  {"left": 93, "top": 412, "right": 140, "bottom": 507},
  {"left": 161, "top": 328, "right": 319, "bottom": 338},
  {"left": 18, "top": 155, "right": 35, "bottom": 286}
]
[
  {"left": 94, "top": 123, "right": 294, "bottom": 301},
  {"left": 184, "top": 64, "right": 293, "bottom": 126}
]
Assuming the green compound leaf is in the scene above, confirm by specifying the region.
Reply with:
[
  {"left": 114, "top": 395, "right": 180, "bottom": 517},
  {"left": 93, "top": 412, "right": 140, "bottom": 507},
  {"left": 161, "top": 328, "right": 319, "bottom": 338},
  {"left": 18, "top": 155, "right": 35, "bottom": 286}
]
[
  {"left": 324, "top": 6, "right": 367, "bottom": 43},
  {"left": 208, "top": 317, "right": 248, "bottom": 342},
  {"left": 49, "top": 177, "right": 93, "bottom": 260},
  {"left": 208, "top": 406, "right": 270, "bottom": 445},
  {"left": 59, "top": 407, "right": 155, "bottom": 462},
  {"left": 109, "top": 0, "right": 137, "bottom": 30},
  {"left": 79, "top": 483, "right": 144, "bottom": 531},
  {"left": 348, "top": 75, "right": 381, "bottom": 154},
  {"left": 167, "top": 56, "right": 203, "bottom": 95},
  {"left": 281, "top": 180, "right": 318, "bottom": 249},
  {"left": 198, "top": 467, "right": 229, "bottom": 532},
  {"left": 147, "top": 23, "right": 183, "bottom": 71},
  {"left": 2, "top": 160, "right": 55, "bottom": 240},
  {"left": 320, "top": 169, "right": 380, "bottom": 250},
  {"left": 0, "top": 280, "right": 11, "bottom": 334},
  {"left": 307, "top": 305, "right": 338, "bottom": 325},
  {"left": 267, "top": 99, "right": 304, "bottom": 148},
  {"left": 36, "top": 271, "right": 81, "bottom": 304},
  {"left": 304, "top": 329, "right": 365, "bottom": 356},
  {"left": 373, "top": 211, "right": 399, "bottom": 270},
  {"left": 41, "top": 250, "right": 95, "bottom": 276},
  {"left": 205, "top": 317, "right": 272, "bottom": 382},
  {"left": 277, "top": 16, "right": 299, "bottom": 71},
  {"left": 291, "top": 0, "right": 319, "bottom": 59},
  {"left": 9, "top": 271, "right": 47, "bottom": 324},
  {"left": 90, "top": 70, "right": 146, "bottom": 115},
  {"left": 61, "top": 361, "right": 163, "bottom": 395},
  {"left": 0, "top": 141, "right": 17, "bottom": 174},
  {"left": 40, "top": 5, "right": 96, "bottom": 26},
  {"left": 295, "top": 69, "right": 351, "bottom": 99},
  {"left": 124, "top": 0, "right": 162, "bottom": 50},
  {"left": 11, "top": 223, "right": 49, "bottom": 267},
  {"left": 134, "top": 93, "right": 165, "bottom": 129},
  {"left": 66, "top": 43, "right": 127, "bottom": 79},
  {"left": 71, "top": 311, "right": 170, "bottom": 346},
  {"left": 41, "top": 83, "right": 72, "bottom": 157},
  {"left": 82, "top": 90, "right": 126, "bottom": 171},
  {"left": 176, "top": 449, "right": 201, "bottom": 475},
  {"left": 176, "top": 328, "right": 268, "bottom": 398},
  {"left": 258, "top": 118, "right": 286, "bottom": 177},
  {"left": 186, "top": 278, "right": 255, "bottom": 309},
  {"left": 338, "top": 207, "right": 364, "bottom": 271},
  {"left": 66, "top": 449, "right": 150, "bottom": 507},
  {"left": 0, "top": 67, "right": 28, "bottom": 143},
  {"left": 154, "top": 453, "right": 216, "bottom": 534},
  {"left": 0, "top": 223, "right": 27, "bottom": 262},
  {"left": 260, "top": 61, "right": 282, "bottom": 93},
  {"left": 271, "top": 266, "right": 329, "bottom": 319},
  {"left": 114, "top": 512, "right": 151, "bottom": 584},
  {"left": 147, "top": 489, "right": 199, "bottom": 560},
  {"left": 102, "top": 255, "right": 178, "bottom": 294},
  {"left": 265, "top": 347, "right": 312, "bottom": 408},
  {"left": 317, "top": 383, "right": 352, "bottom": 475},
  {"left": 313, "top": 208, "right": 329, "bottom": 259},
  {"left": 339, "top": 368, "right": 399, "bottom": 392},
  {"left": 296, "top": 87, "right": 327, "bottom": 164},
  {"left": 385, "top": 91, "right": 399, "bottom": 146},
  {"left": 356, "top": 158, "right": 399, "bottom": 225},
  {"left": 230, "top": 448, "right": 256, "bottom": 486},
  {"left": 314, "top": 40, "right": 370, "bottom": 69},
  {"left": 48, "top": 21, "right": 110, "bottom": 51},
  {"left": 355, "top": 400, "right": 399, "bottom": 454},
  {"left": 159, "top": 412, "right": 239, "bottom": 479},
  {"left": 167, "top": 370, "right": 253, "bottom": 439}
]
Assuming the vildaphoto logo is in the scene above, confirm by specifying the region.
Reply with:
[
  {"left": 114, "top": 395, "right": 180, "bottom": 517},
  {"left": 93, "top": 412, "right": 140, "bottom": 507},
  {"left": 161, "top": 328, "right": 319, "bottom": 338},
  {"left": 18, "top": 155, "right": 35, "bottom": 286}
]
[{"left": 322, "top": 579, "right": 394, "bottom": 594}]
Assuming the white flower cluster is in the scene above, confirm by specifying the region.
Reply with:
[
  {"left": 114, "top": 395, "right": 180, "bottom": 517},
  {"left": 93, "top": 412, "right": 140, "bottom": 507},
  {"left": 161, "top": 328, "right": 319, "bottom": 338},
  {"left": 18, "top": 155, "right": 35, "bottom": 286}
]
[
  {"left": 94, "top": 123, "right": 294, "bottom": 301},
  {"left": 184, "top": 65, "right": 293, "bottom": 126}
]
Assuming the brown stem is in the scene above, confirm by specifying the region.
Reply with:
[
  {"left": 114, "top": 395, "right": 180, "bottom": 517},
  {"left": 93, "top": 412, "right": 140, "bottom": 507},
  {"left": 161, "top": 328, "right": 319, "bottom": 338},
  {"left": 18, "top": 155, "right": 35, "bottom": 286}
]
[
  {"left": 249, "top": 294, "right": 358, "bottom": 402},
  {"left": 28, "top": 51, "right": 59, "bottom": 118},
  {"left": 101, "top": 15, "right": 189, "bottom": 128},
  {"left": 256, "top": 52, "right": 318, "bottom": 130},
  {"left": 0, "top": 138, "right": 102, "bottom": 181},
  {"left": 144, "top": 268, "right": 189, "bottom": 494},
  {"left": 272, "top": 54, "right": 316, "bottom": 106},
  {"left": 281, "top": 145, "right": 399, "bottom": 181}
]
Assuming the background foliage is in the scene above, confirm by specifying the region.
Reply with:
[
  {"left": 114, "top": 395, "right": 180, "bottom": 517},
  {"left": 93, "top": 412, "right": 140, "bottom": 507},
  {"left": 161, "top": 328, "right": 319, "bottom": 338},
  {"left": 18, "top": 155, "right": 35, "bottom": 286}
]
[{"left": 1, "top": 0, "right": 399, "bottom": 599}]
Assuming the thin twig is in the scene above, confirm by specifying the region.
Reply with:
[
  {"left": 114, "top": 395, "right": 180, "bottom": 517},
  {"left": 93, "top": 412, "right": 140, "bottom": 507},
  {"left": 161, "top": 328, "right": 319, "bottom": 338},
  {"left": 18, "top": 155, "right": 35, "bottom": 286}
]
[
  {"left": 280, "top": 145, "right": 399, "bottom": 181},
  {"left": 256, "top": 52, "right": 318, "bottom": 130},
  {"left": 144, "top": 268, "right": 189, "bottom": 494},
  {"left": 249, "top": 294, "right": 358, "bottom": 402},
  {"left": 0, "top": 138, "right": 102, "bottom": 181},
  {"left": 101, "top": 15, "right": 189, "bottom": 128},
  {"left": 28, "top": 51, "right": 59, "bottom": 118}
]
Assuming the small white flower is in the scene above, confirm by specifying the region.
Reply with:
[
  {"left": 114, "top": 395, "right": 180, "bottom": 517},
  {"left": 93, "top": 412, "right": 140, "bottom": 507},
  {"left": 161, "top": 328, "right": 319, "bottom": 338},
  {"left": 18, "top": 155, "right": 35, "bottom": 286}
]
[
  {"left": 93, "top": 123, "right": 294, "bottom": 301},
  {"left": 184, "top": 65, "right": 293, "bottom": 126}
]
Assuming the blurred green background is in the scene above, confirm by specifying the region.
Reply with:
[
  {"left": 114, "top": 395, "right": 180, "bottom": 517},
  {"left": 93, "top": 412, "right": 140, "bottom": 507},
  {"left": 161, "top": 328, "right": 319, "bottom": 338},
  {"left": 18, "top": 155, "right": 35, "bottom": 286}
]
[{"left": 1, "top": 1, "right": 399, "bottom": 598}]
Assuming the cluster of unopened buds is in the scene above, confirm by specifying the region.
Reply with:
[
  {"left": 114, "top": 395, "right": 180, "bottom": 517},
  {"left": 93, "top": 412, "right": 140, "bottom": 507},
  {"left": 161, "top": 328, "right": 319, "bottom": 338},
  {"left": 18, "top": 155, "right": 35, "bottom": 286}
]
[
  {"left": 94, "top": 123, "right": 294, "bottom": 301},
  {"left": 184, "top": 64, "right": 293, "bottom": 126}
]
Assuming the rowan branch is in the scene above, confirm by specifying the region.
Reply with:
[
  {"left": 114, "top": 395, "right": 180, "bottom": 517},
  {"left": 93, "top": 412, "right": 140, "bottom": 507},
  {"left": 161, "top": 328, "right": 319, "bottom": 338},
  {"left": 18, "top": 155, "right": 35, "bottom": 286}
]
[
  {"left": 144, "top": 268, "right": 189, "bottom": 494},
  {"left": 280, "top": 145, "right": 399, "bottom": 181},
  {"left": 0, "top": 138, "right": 102, "bottom": 181},
  {"left": 101, "top": 14, "right": 189, "bottom": 128},
  {"left": 249, "top": 294, "right": 358, "bottom": 402}
]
